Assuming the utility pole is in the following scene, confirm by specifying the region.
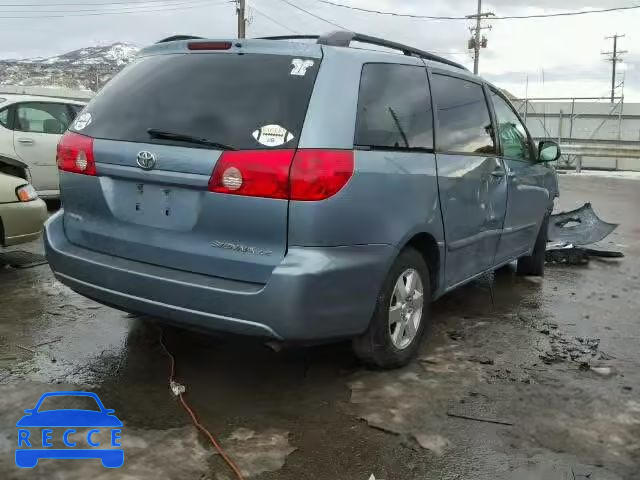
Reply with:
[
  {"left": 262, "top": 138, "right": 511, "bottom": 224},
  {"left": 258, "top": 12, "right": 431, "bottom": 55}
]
[
  {"left": 602, "top": 34, "right": 627, "bottom": 103},
  {"left": 466, "top": 0, "right": 494, "bottom": 75},
  {"left": 90, "top": 66, "right": 100, "bottom": 92},
  {"left": 236, "top": 0, "right": 246, "bottom": 39}
]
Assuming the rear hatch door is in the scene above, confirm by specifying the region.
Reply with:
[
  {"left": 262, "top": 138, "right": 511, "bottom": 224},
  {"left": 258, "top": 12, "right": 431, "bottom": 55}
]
[{"left": 62, "top": 42, "right": 321, "bottom": 283}]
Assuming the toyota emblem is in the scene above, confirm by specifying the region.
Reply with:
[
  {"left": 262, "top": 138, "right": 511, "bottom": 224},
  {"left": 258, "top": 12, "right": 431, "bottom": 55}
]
[{"left": 136, "top": 151, "right": 156, "bottom": 170}]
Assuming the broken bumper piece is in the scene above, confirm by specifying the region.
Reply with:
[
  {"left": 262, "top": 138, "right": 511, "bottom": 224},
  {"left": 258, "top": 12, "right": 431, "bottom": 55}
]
[{"left": 548, "top": 202, "right": 618, "bottom": 246}]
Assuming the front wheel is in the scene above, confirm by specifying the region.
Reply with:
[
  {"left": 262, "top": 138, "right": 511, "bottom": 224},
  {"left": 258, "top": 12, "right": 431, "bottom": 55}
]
[
  {"left": 517, "top": 213, "right": 549, "bottom": 276},
  {"left": 353, "top": 248, "right": 430, "bottom": 369}
]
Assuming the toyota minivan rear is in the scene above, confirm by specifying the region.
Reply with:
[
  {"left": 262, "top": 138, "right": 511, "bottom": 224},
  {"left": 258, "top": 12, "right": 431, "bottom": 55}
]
[{"left": 45, "top": 38, "right": 395, "bottom": 342}]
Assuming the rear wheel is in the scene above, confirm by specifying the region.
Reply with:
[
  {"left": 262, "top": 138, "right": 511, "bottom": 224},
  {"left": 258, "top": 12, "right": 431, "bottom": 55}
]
[
  {"left": 517, "top": 213, "right": 549, "bottom": 276},
  {"left": 353, "top": 248, "right": 430, "bottom": 369}
]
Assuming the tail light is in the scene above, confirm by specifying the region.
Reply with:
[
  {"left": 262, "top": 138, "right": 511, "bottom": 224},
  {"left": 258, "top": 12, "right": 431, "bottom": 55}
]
[
  {"left": 290, "top": 150, "right": 354, "bottom": 201},
  {"left": 57, "top": 132, "right": 96, "bottom": 176},
  {"left": 209, "top": 150, "right": 295, "bottom": 199},
  {"left": 208, "top": 149, "right": 353, "bottom": 201}
]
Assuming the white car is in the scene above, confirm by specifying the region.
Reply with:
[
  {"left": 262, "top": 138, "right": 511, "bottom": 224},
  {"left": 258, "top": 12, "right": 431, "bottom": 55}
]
[{"left": 0, "top": 94, "right": 87, "bottom": 199}]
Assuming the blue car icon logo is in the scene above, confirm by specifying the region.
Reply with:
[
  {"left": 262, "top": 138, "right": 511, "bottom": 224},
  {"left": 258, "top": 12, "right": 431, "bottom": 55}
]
[{"left": 15, "top": 391, "right": 123, "bottom": 468}]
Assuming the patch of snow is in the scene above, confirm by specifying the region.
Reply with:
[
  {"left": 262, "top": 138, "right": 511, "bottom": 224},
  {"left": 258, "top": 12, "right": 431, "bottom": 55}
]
[
  {"left": 75, "top": 58, "right": 102, "bottom": 65},
  {"left": 104, "top": 43, "right": 139, "bottom": 62},
  {"left": 563, "top": 170, "right": 640, "bottom": 180}
]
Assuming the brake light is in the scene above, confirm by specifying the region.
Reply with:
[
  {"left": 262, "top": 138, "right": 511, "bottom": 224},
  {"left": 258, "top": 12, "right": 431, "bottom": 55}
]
[
  {"left": 208, "top": 149, "right": 353, "bottom": 201},
  {"left": 290, "top": 150, "right": 354, "bottom": 201},
  {"left": 188, "top": 41, "right": 232, "bottom": 51},
  {"left": 57, "top": 132, "right": 96, "bottom": 176},
  {"left": 209, "top": 150, "right": 295, "bottom": 199}
]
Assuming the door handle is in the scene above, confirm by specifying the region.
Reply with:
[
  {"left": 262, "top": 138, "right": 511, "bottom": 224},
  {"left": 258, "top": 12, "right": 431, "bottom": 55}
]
[
  {"left": 490, "top": 170, "right": 506, "bottom": 178},
  {"left": 17, "top": 138, "right": 34, "bottom": 145}
]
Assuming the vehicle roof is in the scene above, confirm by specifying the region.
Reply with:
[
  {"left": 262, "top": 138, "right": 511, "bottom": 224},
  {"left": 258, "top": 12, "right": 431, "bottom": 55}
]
[
  {"left": 141, "top": 35, "right": 495, "bottom": 86},
  {"left": 0, "top": 93, "right": 87, "bottom": 105},
  {"left": 140, "top": 38, "right": 323, "bottom": 59}
]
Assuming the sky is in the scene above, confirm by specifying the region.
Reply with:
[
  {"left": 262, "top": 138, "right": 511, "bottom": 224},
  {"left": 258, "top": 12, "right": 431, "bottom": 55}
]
[{"left": 0, "top": 0, "right": 637, "bottom": 100}]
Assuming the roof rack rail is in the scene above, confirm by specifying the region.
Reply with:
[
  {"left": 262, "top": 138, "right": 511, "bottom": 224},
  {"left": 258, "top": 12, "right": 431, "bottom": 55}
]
[
  {"left": 258, "top": 35, "right": 320, "bottom": 41},
  {"left": 157, "top": 35, "right": 204, "bottom": 43},
  {"left": 260, "top": 31, "right": 467, "bottom": 71},
  {"left": 318, "top": 31, "right": 468, "bottom": 71}
]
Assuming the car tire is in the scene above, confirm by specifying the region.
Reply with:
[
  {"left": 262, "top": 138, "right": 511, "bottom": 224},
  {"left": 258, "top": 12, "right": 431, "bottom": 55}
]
[
  {"left": 517, "top": 213, "right": 549, "bottom": 277},
  {"left": 352, "top": 247, "right": 430, "bottom": 369}
]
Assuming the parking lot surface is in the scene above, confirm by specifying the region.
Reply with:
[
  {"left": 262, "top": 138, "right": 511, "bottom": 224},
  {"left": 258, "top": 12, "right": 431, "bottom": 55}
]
[{"left": 1, "top": 175, "right": 639, "bottom": 480}]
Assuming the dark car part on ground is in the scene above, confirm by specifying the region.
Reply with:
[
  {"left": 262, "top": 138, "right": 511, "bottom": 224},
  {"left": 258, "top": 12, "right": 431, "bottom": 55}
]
[
  {"left": 546, "top": 202, "right": 622, "bottom": 265},
  {"left": 545, "top": 243, "right": 624, "bottom": 265},
  {"left": 547, "top": 202, "right": 618, "bottom": 246}
]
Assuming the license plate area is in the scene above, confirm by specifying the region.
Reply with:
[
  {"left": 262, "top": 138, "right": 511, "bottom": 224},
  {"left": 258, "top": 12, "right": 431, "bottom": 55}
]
[
  {"left": 134, "top": 183, "right": 173, "bottom": 218},
  {"left": 103, "top": 178, "right": 201, "bottom": 231}
]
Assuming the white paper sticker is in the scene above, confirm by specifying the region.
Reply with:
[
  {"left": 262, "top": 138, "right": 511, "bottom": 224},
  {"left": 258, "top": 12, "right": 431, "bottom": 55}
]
[
  {"left": 252, "top": 124, "right": 294, "bottom": 147},
  {"left": 73, "top": 112, "right": 92, "bottom": 130},
  {"left": 290, "top": 58, "right": 314, "bottom": 76}
]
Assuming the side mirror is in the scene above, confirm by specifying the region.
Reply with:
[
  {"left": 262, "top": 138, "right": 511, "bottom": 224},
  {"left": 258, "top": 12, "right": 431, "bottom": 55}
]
[
  {"left": 23, "top": 409, "right": 33, "bottom": 414},
  {"left": 538, "top": 140, "right": 561, "bottom": 162}
]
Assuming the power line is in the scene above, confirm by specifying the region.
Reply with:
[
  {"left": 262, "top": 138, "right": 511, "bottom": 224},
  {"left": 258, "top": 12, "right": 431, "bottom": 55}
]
[
  {"left": 277, "top": 0, "right": 346, "bottom": 30},
  {"left": 0, "top": 0, "right": 201, "bottom": 6},
  {"left": 0, "top": 0, "right": 231, "bottom": 18},
  {"left": 312, "top": 0, "right": 640, "bottom": 20},
  {"left": 0, "top": 0, "right": 228, "bottom": 13},
  {"left": 252, "top": 5, "right": 301, "bottom": 34}
]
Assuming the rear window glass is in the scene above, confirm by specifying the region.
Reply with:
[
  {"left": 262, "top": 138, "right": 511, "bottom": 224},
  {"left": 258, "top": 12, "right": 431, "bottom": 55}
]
[{"left": 74, "top": 53, "right": 319, "bottom": 150}]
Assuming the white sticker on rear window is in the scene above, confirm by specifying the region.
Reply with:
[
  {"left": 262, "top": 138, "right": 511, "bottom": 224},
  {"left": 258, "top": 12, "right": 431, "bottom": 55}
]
[
  {"left": 290, "top": 59, "right": 314, "bottom": 76},
  {"left": 73, "top": 112, "right": 92, "bottom": 130},
  {"left": 252, "top": 124, "right": 294, "bottom": 147}
]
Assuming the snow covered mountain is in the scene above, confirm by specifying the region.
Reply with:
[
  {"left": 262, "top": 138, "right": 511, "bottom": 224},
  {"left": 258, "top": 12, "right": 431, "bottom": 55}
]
[{"left": 0, "top": 43, "right": 140, "bottom": 92}]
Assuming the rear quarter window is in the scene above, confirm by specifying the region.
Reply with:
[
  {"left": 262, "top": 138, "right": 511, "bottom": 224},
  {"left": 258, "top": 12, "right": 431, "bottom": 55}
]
[
  {"left": 355, "top": 63, "right": 433, "bottom": 150},
  {"left": 74, "top": 53, "right": 319, "bottom": 151}
]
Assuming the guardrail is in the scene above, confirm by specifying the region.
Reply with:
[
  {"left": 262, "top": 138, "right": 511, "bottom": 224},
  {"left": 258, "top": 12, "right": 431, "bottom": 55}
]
[
  {"left": 534, "top": 138, "right": 640, "bottom": 172},
  {"left": 560, "top": 143, "right": 640, "bottom": 159},
  {"left": 0, "top": 86, "right": 93, "bottom": 101}
]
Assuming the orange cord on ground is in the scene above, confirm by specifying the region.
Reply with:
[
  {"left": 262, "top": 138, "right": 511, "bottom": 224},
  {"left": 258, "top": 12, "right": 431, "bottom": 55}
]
[{"left": 159, "top": 333, "right": 246, "bottom": 480}]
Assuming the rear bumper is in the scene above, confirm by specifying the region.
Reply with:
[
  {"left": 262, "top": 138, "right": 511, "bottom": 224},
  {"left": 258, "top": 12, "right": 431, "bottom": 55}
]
[{"left": 45, "top": 211, "right": 396, "bottom": 341}]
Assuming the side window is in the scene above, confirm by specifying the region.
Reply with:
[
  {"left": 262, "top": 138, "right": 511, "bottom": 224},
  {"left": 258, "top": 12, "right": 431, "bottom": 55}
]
[
  {"left": 355, "top": 63, "right": 433, "bottom": 150},
  {"left": 15, "top": 102, "right": 72, "bottom": 134},
  {"left": 490, "top": 91, "right": 532, "bottom": 162},
  {"left": 0, "top": 108, "right": 8, "bottom": 128},
  {"left": 432, "top": 74, "right": 496, "bottom": 155}
]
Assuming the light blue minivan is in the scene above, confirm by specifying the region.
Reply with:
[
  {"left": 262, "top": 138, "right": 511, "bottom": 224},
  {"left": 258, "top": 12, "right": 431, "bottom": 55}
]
[{"left": 45, "top": 32, "right": 560, "bottom": 368}]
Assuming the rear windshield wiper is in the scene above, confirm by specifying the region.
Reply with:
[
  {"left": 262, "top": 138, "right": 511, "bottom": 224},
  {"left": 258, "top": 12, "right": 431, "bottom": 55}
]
[{"left": 147, "top": 128, "right": 236, "bottom": 151}]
